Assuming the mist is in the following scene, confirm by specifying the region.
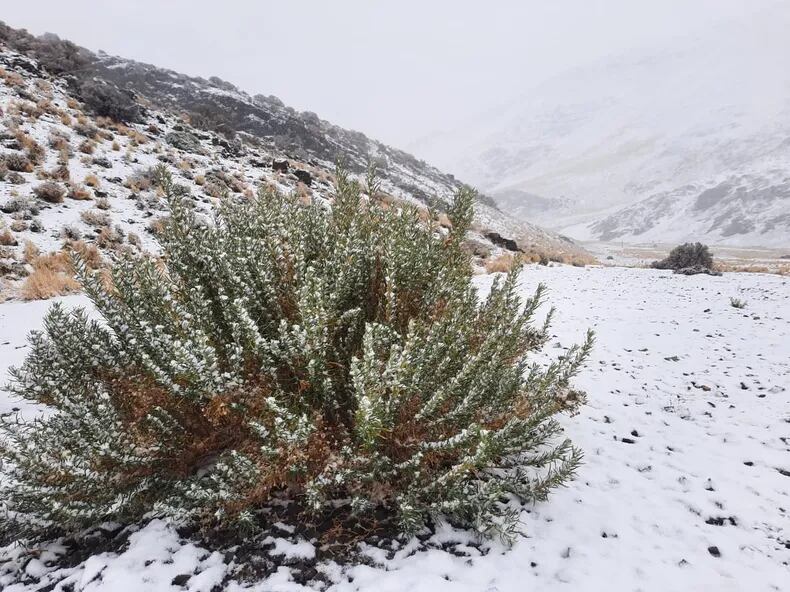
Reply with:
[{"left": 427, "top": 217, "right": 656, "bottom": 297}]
[{"left": 2, "top": 0, "right": 784, "bottom": 149}]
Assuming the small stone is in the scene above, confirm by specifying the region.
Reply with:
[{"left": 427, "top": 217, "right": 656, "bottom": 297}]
[
  {"left": 707, "top": 546, "right": 721, "bottom": 557},
  {"left": 171, "top": 574, "right": 191, "bottom": 586}
]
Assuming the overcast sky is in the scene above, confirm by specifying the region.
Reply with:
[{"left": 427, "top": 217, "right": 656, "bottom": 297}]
[{"left": 2, "top": 1, "right": 784, "bottom": 148}]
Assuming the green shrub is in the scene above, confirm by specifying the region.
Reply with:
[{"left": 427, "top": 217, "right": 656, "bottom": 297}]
[
  {"left": 652, "top": 242, "right": 714, "bottom": 271},
  {"left": 0, "top": 166, "right": 591, "bottom": 541}
]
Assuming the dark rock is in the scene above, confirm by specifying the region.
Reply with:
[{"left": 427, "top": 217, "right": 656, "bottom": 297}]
[
  {"left": 484, "top": 232, "right": 522, "bottom": 253},
  {"left": 92, "top": 157, "right": 112, "bottom": 169},
  {"left": 171, "top": 574, "right": 191, "bottom": 586},
  {"left": 707, "top": 546, "right": 721, "bottom": 557},
  {"left": 294, "top": 169, "right": 312, "bottom": 186},
  {"left": 272, "top": 159, "right": 289, "bottom": 173}
]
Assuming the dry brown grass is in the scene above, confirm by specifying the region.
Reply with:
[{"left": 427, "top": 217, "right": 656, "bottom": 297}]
[
  {"left": 128, "top": 129, "right": 148, "bottom": 146},
  {"left": 10, "top": 220, "right": 27, "bottom": 232},
  {"left": 0, "top": 228, "right": 17, "bottom": 246},
  {"left": 69, "top": 240, "right": 103, "bottom": 269},
  {"left": 59, "top": 111, "right": 72, "bottom": 126},
  {"left": 57, "top": 146, "right": 71, "bottom": 166},
  {"left": 20, "top": 251, "right": 80, "bottom": 300},
  {"left": 80, "top": 209, "right": 111, "bottom": 228},
  {"left": 67, "top": 183, "right": 92, "bottom": 201},
  {"left": 147, "top": 216, "right": 168, "bottom": 237},
  {"left": 36, "top": 98, "right": 58, "bottom": 116},
  {"left": 112, "top": 140, "right": 121, "bottom": 151},
  {"left": 19, "top": 241, "right": 103, "bottom": 300},
  {"left": 436, "top": 212, "right": 452, "bottom": 229},
  {"left": 2, "top": 152, "right": 33, "bottom": 173},
  {"left": 49, "top": 164, "right": 71, "bottom": 182},
  {"left": 33, "top": 182, "right": 66, "bottom": 203},
  {"left": 14, "top": 101, "right": 42, "bottom": 120},
  {"left": 34, "top": 79, "right": 53, "bottom": 94},
  {"left": 13, "top": 130, "right": 46, "bottom": 165},
  {"left": 84, "top": 173, "right": 101, "bottom": 188},
  {"left": 485, "top": 253, "right": 520, "bottom": 274},
  {"left": 715, "top": 261, "right": 790, "bottom": 276},
  {"left": 22, "top": 240, "right": 39, "bottom": 263},
  {"left": 0, "top": 67, "right": 25, "bottom": 88},
  {"left": 194, "top": 174, "right": 205, "bottom": 186},
  {"left": 78, "top": 140, "right": 95, "bottom": 155},
  {"left": 48, "top": 131, "right": 71, "bottom": 151},
  {"left": 295, "top": 182, "right": 312, "bottom": 204}
]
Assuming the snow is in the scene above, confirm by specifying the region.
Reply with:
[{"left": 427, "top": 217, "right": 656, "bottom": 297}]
[
  {"left": 1, "top": 265, "right": 788, "bottom": 591},
  {"left": 0, "top": 294, "right": 90, "bottom": 415},
  {"left": 410, "top": 12, "right": 790, "bottom": 248}
]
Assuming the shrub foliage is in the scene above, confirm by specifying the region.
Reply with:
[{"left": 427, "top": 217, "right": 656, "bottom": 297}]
[
  {"left": 0, "top": 167, "right": 591, "bottom": 540},
  {"left": 79, "top": 81, "right": 142, "bottom": 123},
  {"left": 652, "top": 242, "right": 713, "bottom": 271}
]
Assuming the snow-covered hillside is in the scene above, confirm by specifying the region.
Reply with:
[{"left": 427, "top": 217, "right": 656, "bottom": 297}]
[
  {"left": 0, "top": 42, "right": 591, "bottom": 301},
  {"left": 2, "top": 265, "right": 788, "bottom": 590},
  {"left": 411, "top": 11, "right": 790, "bottom": 248},
  {"left": 566, "top": 171, "right": 790, "bottom": 247}
]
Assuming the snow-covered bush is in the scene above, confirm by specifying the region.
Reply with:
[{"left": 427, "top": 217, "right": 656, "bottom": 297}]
[
  {"left": 0, "top": 167, "right": 591, "bottom": 541},
  {"left": 79, "top": 80, "right": 142, "bottom": 123},
  {"left": 652, "top": 242, "right": 714, "bottom": 271},
  {"left": 32, "top": 181, "right": 65, "bottom": 203}
]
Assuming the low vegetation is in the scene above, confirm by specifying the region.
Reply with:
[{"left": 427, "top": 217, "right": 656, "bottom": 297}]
[
  {"left": 652, "top": 242, "right": 715, "bottom": 273},
  {"left": 32, "top": 181, "right": 66, "bottom": 203},
  {"left": 0, "top": 167, "right": 591, "bottom": 543}
]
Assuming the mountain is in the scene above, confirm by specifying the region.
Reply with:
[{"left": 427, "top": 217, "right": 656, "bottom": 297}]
[
  {"left": 567, "top": 171, "right": 790, "bottom": 247},
  {"left": 410, "top": 13, "right": 790, "bottom": 248},
  {"left": 0, "top": 21, "right": 591, "bottom": 269}
]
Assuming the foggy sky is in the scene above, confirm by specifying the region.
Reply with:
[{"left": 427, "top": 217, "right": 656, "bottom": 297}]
[{"left": 2, "top": 1, "right": 785, "bottom": 149}]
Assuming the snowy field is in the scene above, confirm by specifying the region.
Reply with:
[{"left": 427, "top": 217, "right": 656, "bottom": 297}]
[{"left": 1, "top": 265, "right": 788, "bottom": 591}]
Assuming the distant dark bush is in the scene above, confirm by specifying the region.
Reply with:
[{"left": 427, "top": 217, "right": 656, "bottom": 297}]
[
  {"left": 79, "top": 81, "right": 142, "bottom": 123},
  {"left": 652, "top": 242, "right": 713, "bottom": 271},
  {"left": 33, "top": 182, "right": 65, "bottom": 203}
]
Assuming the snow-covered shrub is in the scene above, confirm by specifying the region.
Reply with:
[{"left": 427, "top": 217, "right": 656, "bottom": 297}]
[
  {"left": 79, "top": 80, "right": 142, "bottom": 123},
  {"left": 0, "top": 166, "right": 591, "bottom": 541},
  {"left": 652, "top": 242, "right": 713, "bottom": 271},
  {"left": 33, "top": 181, "right": 65, "bottom": 203},
  {"left": 2, "top": 152, "right": 33, "bottom": 173}
]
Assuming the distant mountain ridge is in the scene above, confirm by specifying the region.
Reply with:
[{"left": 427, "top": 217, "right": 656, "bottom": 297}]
[{"left": 410, "top": 13, "right": 790, "bottom": 248}]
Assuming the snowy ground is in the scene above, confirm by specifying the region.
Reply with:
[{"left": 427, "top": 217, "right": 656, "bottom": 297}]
[{"left": 1, "top": 265, "right": 788, "bottom": 591}]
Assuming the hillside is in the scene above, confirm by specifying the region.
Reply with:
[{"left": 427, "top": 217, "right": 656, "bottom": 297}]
[
  {"left": 0, "top": 21, "right": 591, "bottom": 285},
  {"left": 411, "top": 13, "right": 790, "bottom": 248},
  {"left": 567, "top": 171, "right": 790, "bottom": 247}
]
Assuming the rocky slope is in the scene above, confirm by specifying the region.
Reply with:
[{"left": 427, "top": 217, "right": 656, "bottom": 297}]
[
  {"left": 568, "top": 171, "right": 790, "bottom": 247},
  {"left": 0, "top": 21, "right": 591, "bottom": 277}
]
